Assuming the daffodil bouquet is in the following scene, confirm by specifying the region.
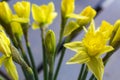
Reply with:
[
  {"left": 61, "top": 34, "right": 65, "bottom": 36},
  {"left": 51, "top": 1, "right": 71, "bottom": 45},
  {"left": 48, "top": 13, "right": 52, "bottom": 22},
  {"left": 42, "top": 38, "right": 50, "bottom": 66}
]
[{"left": 0, "top": 0, "right": 119, "bottom": 80}]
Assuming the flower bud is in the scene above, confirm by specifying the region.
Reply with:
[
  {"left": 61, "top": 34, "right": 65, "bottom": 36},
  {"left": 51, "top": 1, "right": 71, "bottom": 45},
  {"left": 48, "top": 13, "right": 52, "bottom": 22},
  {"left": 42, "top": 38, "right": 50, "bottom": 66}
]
[
  {"left": 13, "top": 1, "right": 30, "bottom": 19},
  {"left": 45, "top": 30, "right": 56, "bottom": 64},
  {"left": 110, "top": 20, "right": 120, "bottom": 49},
  {"left": 61, "top": 0, "right": 75, "bottom": 18},
  {"left": 0, "top": 1, "right": 12, "bottom": 23}
]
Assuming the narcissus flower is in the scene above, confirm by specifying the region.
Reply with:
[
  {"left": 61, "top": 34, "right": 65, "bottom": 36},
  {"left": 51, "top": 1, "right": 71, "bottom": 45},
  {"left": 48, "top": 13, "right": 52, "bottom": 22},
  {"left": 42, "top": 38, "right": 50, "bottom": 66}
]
[
  {"left": 64, "top": 20, "right": 114, "bottom": 80},
  {"left": 0, "top": 26, "right": 18, "bottom": 80},
  {"left": 0, "top": 27, "right": 11, "bottom": 57},
  {"left": 13, "top": 1, "right": 30, "bottom": 19},
  {"left": 61, "top": 0, "right": 75, "bottom": 18},
  {"left": 32, "top": 2, "right": 57, "bottom": 29},
  {"left": 0, "top": 1, "right": 12, "bottom": 23}
]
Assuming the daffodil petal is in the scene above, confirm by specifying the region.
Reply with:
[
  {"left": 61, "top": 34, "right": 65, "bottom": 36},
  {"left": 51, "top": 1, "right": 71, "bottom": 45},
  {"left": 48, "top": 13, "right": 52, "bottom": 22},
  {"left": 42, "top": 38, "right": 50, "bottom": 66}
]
[
  {"left": 63, "top": 21, "right": 79, "bottom": 37},
  {"left": 32, "top": 22, "right": 40, "bottom": 30},
  {"left": 88, "top": 20, "right": 95, "bottom": 33},
  {"left": 0, "top": 56, "right": 6, "bottom": 67},
  {"left": 4, "top": 57, "right": 19, "bottom": 80},
  {"left": 99, "top": 20, "right": 113, "bottom": 39},
  {"left": 67, "top": 13, "right": 88, "bottom": 19},
  {"left": 64, "top": 41, "right": 84, "bottom": 52},
  {"left": 86, "top": 58, "right": 104, "bottom": 80},
  {"left": 67, "top": 51, "right": 90, "bottom": 64},
  {"left": 99, "top": 46, "right": 114, "bottom": 55},
  {"left": 12, "top": 18, "right": 29, "bottom": 23}
]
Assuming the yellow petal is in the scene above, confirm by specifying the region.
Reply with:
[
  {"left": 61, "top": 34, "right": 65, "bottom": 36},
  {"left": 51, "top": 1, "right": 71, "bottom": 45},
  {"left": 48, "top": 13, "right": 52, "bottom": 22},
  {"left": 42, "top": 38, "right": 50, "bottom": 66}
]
[
  {"left": 99, "top": 46, "right": 114, "bottom": 56},
  {"left": 32, "top": 4, "right": 42, "bottom": 22},
  {"left": 0, "top": 56, "right": 6, "bottom": 67},
  {"left": 77, "top": 6, "right": 96, "bottom": 26},
  {"left": 88, "top": 20, "right": 95, "bottom": 33},
  {"left": 63, "top": 21, "right": 79, "bottom": 37},
  {"left": 32, "top": 22, "right": 40, "bottom": 30},
  {"left": 64, "top": 41, "right": 84, "bottom": 52},
  {"left": 67, "top": 51, "right": 90, "bottom": 64},
  {"left": 12, "top": 17, "right": 29, "bottom": 23},
  {"left": 66, "top": 13, "right": 88, "bottom": 19},
  {"left": 4, "top": 57, "right": 19, "bottom": 80},
  {"left": 0, "top": 28, "right": 11, "bottom": 56},
  {"left": 99, "top": 20, "right": 113, "bottom": 39},
  {"left": 10, "top": 22, "right": 23, "bottom": 38},
  {"left": 86, "top": 58, "right": 104, "bottom": 80}
]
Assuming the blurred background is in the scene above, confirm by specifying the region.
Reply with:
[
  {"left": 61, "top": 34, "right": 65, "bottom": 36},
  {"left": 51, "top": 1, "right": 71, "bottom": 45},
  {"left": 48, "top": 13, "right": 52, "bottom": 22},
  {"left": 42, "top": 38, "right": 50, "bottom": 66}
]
[{"left": 1, "top": 0, "right": 120, "bottom": 80}]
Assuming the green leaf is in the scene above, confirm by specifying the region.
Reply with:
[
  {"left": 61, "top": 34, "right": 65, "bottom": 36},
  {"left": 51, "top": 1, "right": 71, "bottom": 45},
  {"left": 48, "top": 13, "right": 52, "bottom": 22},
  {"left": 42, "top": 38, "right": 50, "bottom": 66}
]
[
  {"left": 86, "top": 57, "right": 104, "bottom": 80},
  {"left": 67, "top": 51, "right": 90, "bottom": 64},
  {"left": 63, "top": 21, "right": 79, "bottom": 37}
]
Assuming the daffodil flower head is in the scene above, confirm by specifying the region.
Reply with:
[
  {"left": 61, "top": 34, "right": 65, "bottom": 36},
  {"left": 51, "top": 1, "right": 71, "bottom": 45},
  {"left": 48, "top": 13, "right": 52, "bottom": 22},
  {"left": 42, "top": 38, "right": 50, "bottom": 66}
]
[
  {"left": 0, "top": 26, "right": 18, "bottom": 80},
  {"left": 0, "top": 26, "right": 11, "bottom": 57},
  {"left": 13, "top": 1, "right": 30, "bottom": 19},
  {"left": 64, "top": 20, "right": 114, "bottom": 80},
  {"left": 77, "top": 6, "right": 96, "bottom": 26},
  {"left": 61, "top": 0, "right": 75, "bottom": 18},
  {"left": 32, "top": 2, "right": 57, "bottom": 29},
  {"left": 0, "top": 1, "right": 12, "bottom": 24}
]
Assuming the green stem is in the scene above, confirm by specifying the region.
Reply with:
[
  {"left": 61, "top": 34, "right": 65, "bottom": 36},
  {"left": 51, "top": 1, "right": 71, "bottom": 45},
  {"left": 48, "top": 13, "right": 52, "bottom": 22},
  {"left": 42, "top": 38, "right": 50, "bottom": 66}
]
[
  {"left": 53, "top": 47, "right": 66, "bottom": 80},
  {"left": 89, "top": 74, "right": 95, "bottom": 80},
  {"left": 54, "top": 17, "right": 67, "bottom": 57},
  {"left": 40, "top": 28, "right": 48, "bottom": 80},
  {"left": 24, "top": 35, "right": 39, "bottom": 80},
  {"left": 78, "top": 64, "right": 85, "bottom": 80},
  {"left": 15, "top": 34, "right": 30, "bottom": 67},
  {"left": 81, "top": 66, "right": 88, "bottom": 80},
  {"left": 48, "top": 59, "right": 54, "bottom": 80}
]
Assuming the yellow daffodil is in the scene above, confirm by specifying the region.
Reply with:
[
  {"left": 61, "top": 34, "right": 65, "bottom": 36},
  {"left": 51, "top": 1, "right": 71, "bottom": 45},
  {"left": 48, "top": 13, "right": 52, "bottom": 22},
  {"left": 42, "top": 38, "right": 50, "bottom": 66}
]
[
  {"left": 0, "top": 1, "right": 12, "bottom": 23},
  {"left": 0, "top": 27, "right": 11, "bottom": 57},
  {"left": 61, "top": 0, "right": 75, "bottom": 18},
  {"left": 32, "top": 2, "right": 57, "bottom": 29},
  {"left": 64, "top": 20, "right": 114, "bottom": 80},
  {"left": 0, "top": 26, "right": 18, "bottom": 80},
  {"left": 13, "top": 1, "right": 30, "bottom": 19},
  {"left": 77, "top": 6, "right": 96, "bottom": 26}
]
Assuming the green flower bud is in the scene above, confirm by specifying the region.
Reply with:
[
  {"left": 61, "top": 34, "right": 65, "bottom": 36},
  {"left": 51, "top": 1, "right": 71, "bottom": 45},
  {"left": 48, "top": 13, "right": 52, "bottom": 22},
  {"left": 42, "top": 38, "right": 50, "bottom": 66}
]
[{"left": 45, "top": 30, "right": 56, "bottom": 64}]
